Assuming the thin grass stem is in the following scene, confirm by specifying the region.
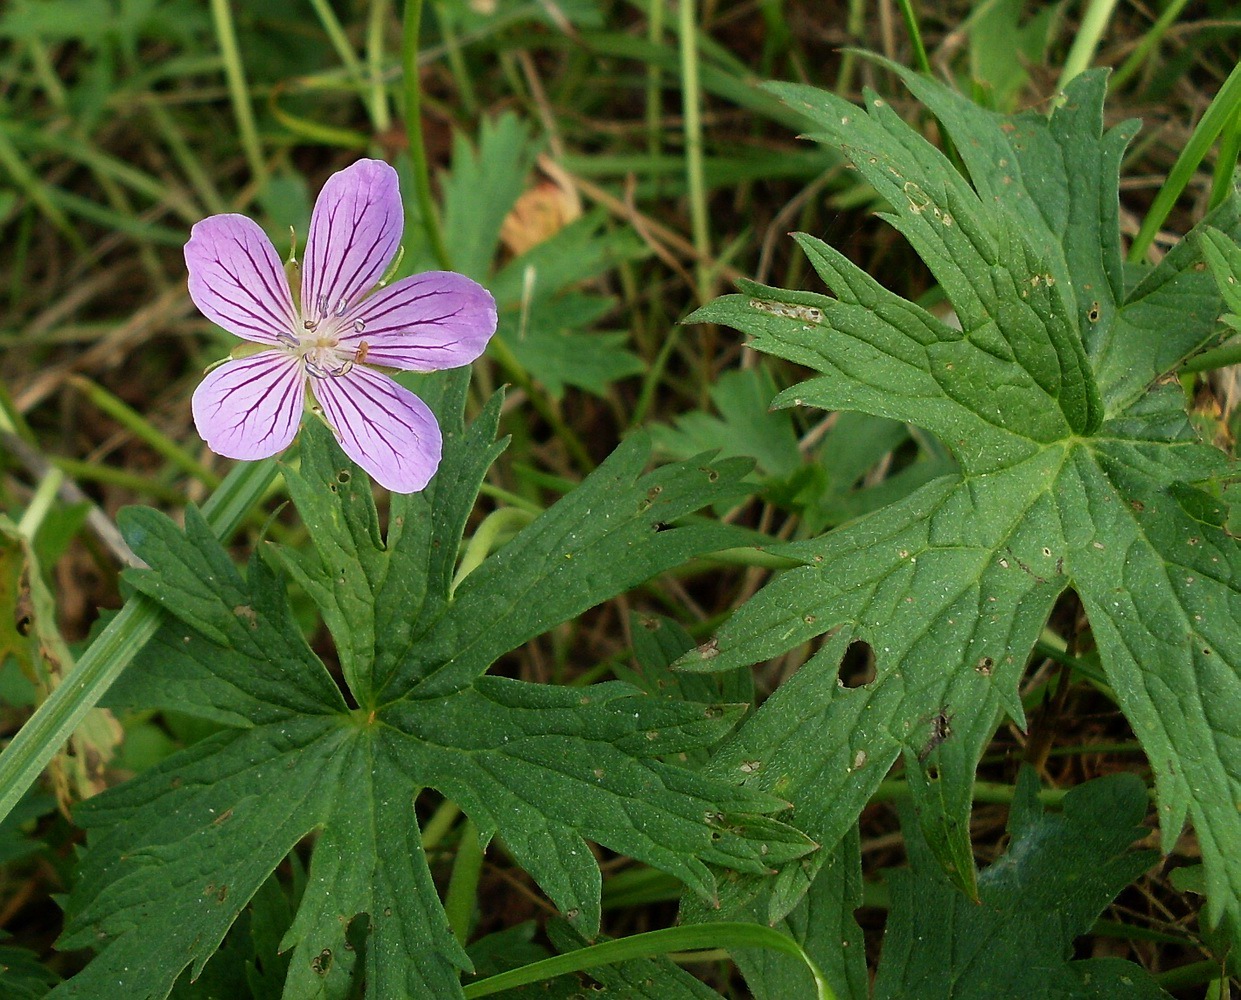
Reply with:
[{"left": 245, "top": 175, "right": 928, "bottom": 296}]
[
  {"left": 0, "top": 127, "right": 85, "bottom": 252},
  {"left": 1129, "top": 60, "right": 1241, "bottom": 262},
  {"left": 1056, "top": 0, "right": 1119, "bottom": 93},
  {"left": 70, "top": 377, "right": 222, "bottom": 489},
  {"left": 52, "top": 458, "right": 186, "bottom": 504},
  {"left": 436, "top": 3, "right": 478, "bottom": 117},
  {"left": 677, "top": 0, "right": 711, "bottom": 302},
  {"left": 893, "top": 0, "right": 932, "bottom": 75},
  {"left": 462, "top": 922, "right": 834, "bottom": 999},
  {"left": 143, "top": 98, "right": 229, "bottom": 215},
  {"left": 1210, "top": 105, "right": 1241, "bottom": 211},
  {"left": 308, "top": 0, "right": 368, "bottom": 97},
  {"left": 209, "top": 0, "right": 266, "bottom": 185},
  {"left": 367, "top": 0, "right": 393, "bottom": 132},
  {"left": 16, "top": 467, "right": 63, "bottom": 539},
  {"left": 402, "top": 0, "right": 453, "bottom": 270},
  {"left": 1111, "top": 0, "right": 1192, "bottom": 91},
  {"left": 646, "top": 0, "right": 665, "bottom": 183}
]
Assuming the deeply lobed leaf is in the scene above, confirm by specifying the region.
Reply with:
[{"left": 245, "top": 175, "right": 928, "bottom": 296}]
[
  {"left": 684, "top": 68, "right": 1241, "bottom": 937},
  {"left": 59, "top": 384, "right": 808, "bottom": 998}
]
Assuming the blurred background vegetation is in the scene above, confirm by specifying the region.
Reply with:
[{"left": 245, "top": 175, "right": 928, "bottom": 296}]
[{"left": 0, "top": 0, "right": 1238, "bottom": 993}]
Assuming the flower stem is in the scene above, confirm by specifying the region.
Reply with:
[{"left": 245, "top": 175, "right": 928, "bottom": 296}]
[
  {"left": 402, "top": 0, "right": 452, "bottom": 271},
  {"left": 0, "top": 458, "right": 280, "bottom": 827}
]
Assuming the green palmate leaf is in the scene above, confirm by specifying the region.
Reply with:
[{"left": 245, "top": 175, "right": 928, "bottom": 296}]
[
  {"left": 621, "top": 613, "right": 754, "bottom": 734},
  {"left": 274, "top": 370, "right": 502, "bottom": 704},
  {"left": 683, "top": 68, "right": 1241, "bottom": 936},
  {"left": 440, "top": 112, "right": 539, "bottom": 281},
  {"left": 874, "top": 769, "right": 1169, "bottom": 999},
  {"left": 437, "top": 111, "right": 647, "bottom": 399},
  {"left": 61, "top": 381, "right": 810, "bottom": 999},
  {"left": 489, "top": 212, "right": 647, "bottom": 398}
]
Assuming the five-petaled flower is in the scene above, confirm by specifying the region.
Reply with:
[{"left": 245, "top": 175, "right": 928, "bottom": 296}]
[{"left": 186, "top": 158, "right": 497, "bottom": 493}]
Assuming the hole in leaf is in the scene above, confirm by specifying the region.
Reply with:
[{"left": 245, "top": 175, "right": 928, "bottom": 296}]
[
  {"left": 337, "top": 470, "right": 351, "bottom": 485},
  {"left": 839, "top": 640, "right": 876, "bottom": 688}
]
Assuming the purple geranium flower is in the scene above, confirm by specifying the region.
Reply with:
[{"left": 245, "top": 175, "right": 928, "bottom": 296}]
[{"left": 186, "top": 158, "right": 496, "bottom": 493}]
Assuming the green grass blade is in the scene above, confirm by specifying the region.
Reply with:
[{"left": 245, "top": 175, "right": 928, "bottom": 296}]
[
  {"left": 1210, "top": 105, "right": 1241, "bottom": 211},
  {"left": 0, "top": 126, "right": 85, "bottom": 252},
  {"left": 1129, "top": 60, "right": 1241, "bottom": 262},
  {"left": 894, "top": 0, "right": 932, "bottom": 75},
  {"left": 678, "top": 0, "right": 710, "bottom": 301},
  {"left": 1056, "top": 0, "right": 1120, "bottom": 92},
  {"left": 402, "top": 0, "right": 452, "bottom": 270},
  {"left": 209, "top": 0, "right": 265, "bottom": 185},
  {"left": 1110, "top": 0, "right": 1193, "bottom": 91},
  {"left": 461, "top": 922, "right": 835, "bottom": 999}
]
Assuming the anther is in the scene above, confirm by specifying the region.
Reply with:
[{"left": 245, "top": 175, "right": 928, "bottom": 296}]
[
  {"left": 352, "top": 318, "right": 366, "bottom": 332},
  {"left": 334, "top": 298, "right": 347, "bottom": 317}
]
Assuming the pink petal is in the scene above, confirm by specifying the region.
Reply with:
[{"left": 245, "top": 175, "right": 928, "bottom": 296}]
[
  {"left": 335, "top": 271, "right": 498, "bottom": 371},
  {"left": 308, "top": 367, "right": 441, "bottom": 493},
  {"left": 301, "top": 159, "right": 403, "bottom": 324},
  {"left": 192, "top": 352, "right": 305, "bottom": 460},
  {"left": 185, "top": 215, "right": 297, "bottom": 345}
]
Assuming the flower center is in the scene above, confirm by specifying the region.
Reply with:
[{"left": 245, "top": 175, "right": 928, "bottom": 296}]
[{"left": 294, "top": 298, "right": 351, "bottom": 378}]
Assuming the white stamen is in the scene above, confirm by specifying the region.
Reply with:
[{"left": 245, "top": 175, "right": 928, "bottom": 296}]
[
  {"left": 353, "top": 318, "right": 366, "bottom": 332},
  {"left": 334, "top": 298, "right": 348, "bottom": 317}
]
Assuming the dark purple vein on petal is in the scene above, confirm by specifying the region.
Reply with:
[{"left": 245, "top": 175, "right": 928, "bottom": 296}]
[
  {"left": 304, "top": 200, "right": 334, "bottom": 316},
  {"left": 208, "top": 233, "right": 295, "bottom": 339},
  {"left": 206, "top": 355, "right": 303, "bottom": 446},
  {"left": 316, "top": 371, "right": 421, "bottom": 471},
  {"left": 243, "top": 230, "right": 297, "bottom": 326}
]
